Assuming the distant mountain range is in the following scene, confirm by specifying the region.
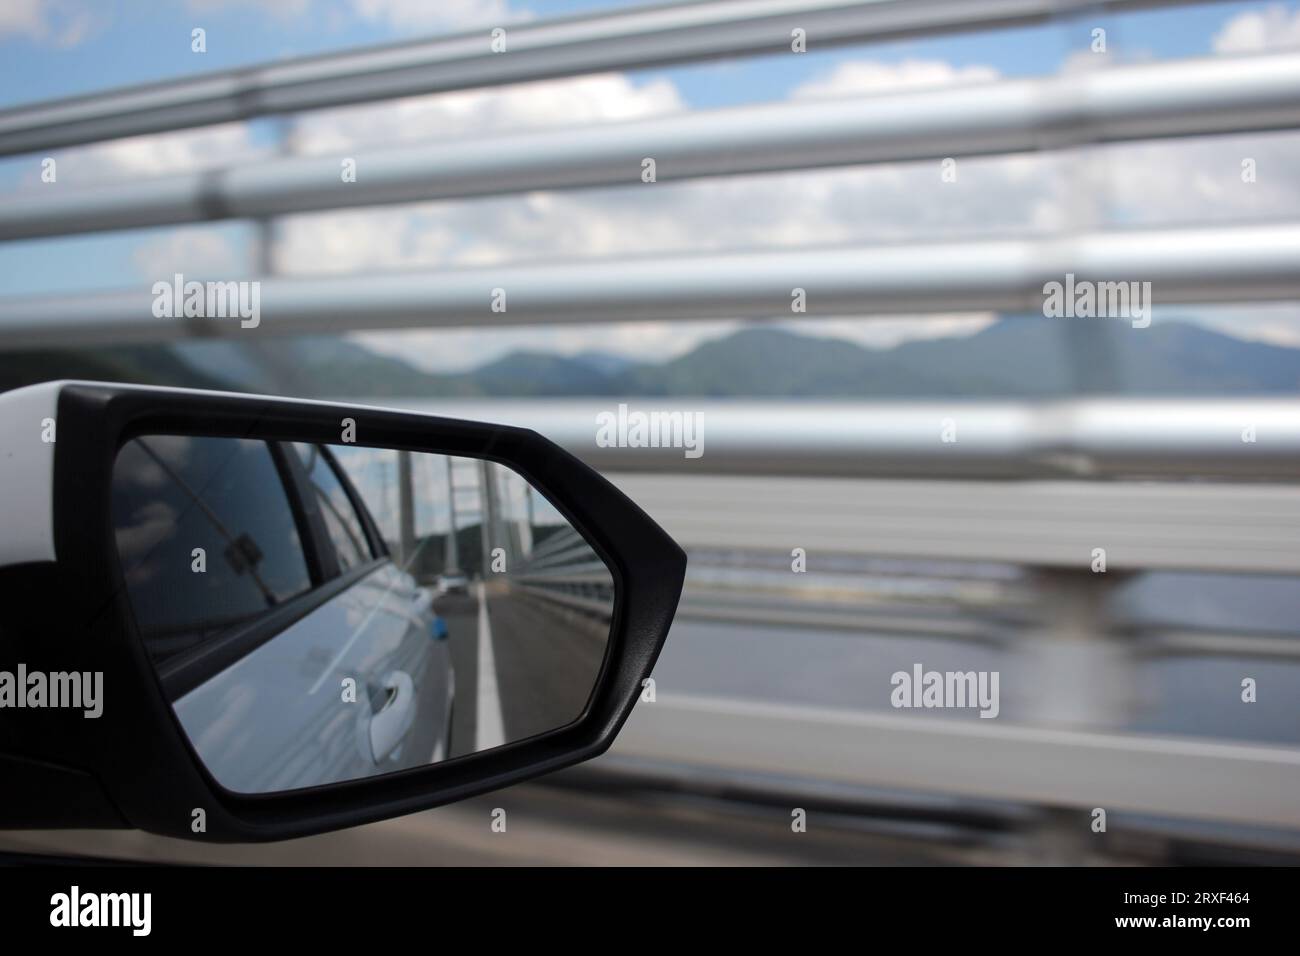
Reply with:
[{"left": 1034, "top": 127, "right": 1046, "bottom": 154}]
[{"left": 3, "top": 316, "right": 1298, "bottom": 397}]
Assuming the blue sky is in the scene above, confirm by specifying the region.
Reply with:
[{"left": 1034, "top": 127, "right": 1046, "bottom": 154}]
[
  {"left": 2, "top": 0, "right": 1299, "bottom": 368},
  {"left": 1, "top": 0, "right": 1287, "bottom": 109}
]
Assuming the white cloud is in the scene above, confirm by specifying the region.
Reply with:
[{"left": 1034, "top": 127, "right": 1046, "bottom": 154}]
[
  {"left": 1182, "top": 304, "right": 1300, "bottom": 348},
  {"left": 1059, "top": 48, "right": 1110, "bottom": 74},
  {"left": 132, "top": 226, "right": 246, "bottom": 281},
  {"left": 353, "top": 320, "right": 741, "bottom": 373},
  {"left": 1072, "top": 131, "right": 1300, "bottom": 228},
  {"left": 791, "top": 58, "right": 1000, "bottom": 99},
  {"left": 2, "top": 0, "right": 528, "bottom": 49},
  {"left": 0, "top": 0, "right": 95, "bottom": 46},
  {"left": 1057, "top": 45, "right": 1157, "bottom": 74},
  {"left": 186, "top": 0, "right": 314, "bottom": 17},
  {"left": 787, "top": 314, "right": 999, "bottom": 350},
  {"left": 183, "top": 0, "right": 519, "bottom": 29},
  {"left": 19, "top": 123, "right": 264, "bottom": 188},
  {"left": 272, "top": 148, "right": 1070, "bottom": 278},
  {"left": 347, "top": 0, "right": 526, "bottom": 32},
  {"left": 89, "top": 124, "right": 262, "bottom": 177},
  {"left": 272, "top": 205, "right": 458, "bottom": 273},
  {"left": 290, "top": 72, "right": 684, "bottom": 153},
  {"left": 1213, "top": 4, "right": 1300, "bottom": 53},
  {"left": 0, "top": 0, "right": 44, "bottom": 36}
]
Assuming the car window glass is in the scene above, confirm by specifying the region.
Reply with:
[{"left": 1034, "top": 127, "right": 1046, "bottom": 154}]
[
  {"left": 292, "top": 442, "right": 373, "bottom": 572},
  {"left": 326, "top": 445, "right": 401, "bottom": 550},
  {"left": 112, "top": 436, "right": 313, "bottom": 664}
]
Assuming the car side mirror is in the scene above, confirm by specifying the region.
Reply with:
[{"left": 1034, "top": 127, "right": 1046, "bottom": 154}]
[{"left": 0, "top": 381, "right": 684, "bottom": 841}]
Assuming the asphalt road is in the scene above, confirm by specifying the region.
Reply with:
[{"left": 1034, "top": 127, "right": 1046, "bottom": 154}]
[
  {"left": 486, "top": 590, "right": 607, "bottom": 744},
  {"left": 437, "top": 584, "right": 609, "bottom": 759},
  {"left": 433, "top": 590, "right": 479, "bottom": 758}
]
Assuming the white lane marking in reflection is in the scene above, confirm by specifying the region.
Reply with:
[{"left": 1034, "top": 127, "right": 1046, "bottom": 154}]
[{"left": 475, "top": 580, "right": 506, "bottom": 753}]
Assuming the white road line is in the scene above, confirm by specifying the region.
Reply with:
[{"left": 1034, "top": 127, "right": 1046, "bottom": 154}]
[{"left": 475, "top": 581, "right": 506, "bottom": 753}]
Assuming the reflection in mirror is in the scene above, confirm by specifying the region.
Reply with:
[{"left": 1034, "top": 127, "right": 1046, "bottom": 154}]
[{"left": 111, "top": 436, "right": 614, "bottom": 794}]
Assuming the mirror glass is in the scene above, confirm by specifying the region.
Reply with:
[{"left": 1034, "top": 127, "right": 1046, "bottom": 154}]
[{"left": 110, "top": 434, "right": 615, "bottom": 794}]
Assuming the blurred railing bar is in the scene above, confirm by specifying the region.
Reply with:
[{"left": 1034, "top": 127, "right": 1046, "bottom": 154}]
[
  {"left": 615, "top": 693, "right": 1300, "bottom": 829},
  {"left": 676, "top": 594, "right": 1300, "bottom": 654},
  {"left": 353, "top": 399, "right": 1300, "bottom": 484},
  {"left": 2, "top": 221, "right": 1298, "bottom": 347},
  {"left": 676, "top": 599, "right": 1012, "bottom": 642},
  {"left": 6, "top": 51, "right": 1299, "bottom": 241},
  {"left": 0, "top": 0, "right": 1218, "bottom": 158},
  {"left": 595, "top": 472, "right": 1300, "bottom": 573},
  {"left": 1133, "top": 629, "right": 1300, "bottom": 660}
]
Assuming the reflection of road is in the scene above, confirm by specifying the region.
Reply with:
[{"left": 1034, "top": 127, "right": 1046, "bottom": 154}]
[
  {"left": 486, "top": 586, "right": 607, "bottom": 745},
  {"left": 435, "top": 582, "right": 609, "bottom": 758},
  {"left": 404, "top": 654, "right": 450, "bottom": 765}
]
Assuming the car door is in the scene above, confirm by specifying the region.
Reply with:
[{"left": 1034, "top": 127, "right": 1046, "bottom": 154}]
[
  {"left": 282, "top": 443, "right": 454, "bottom": 776},
  {"left": 111, "top": 435, "right": 452, "bottom": 795}
]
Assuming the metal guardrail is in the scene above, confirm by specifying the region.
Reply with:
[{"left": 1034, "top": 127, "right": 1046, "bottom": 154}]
[
  {"left": 615, "top": 694, "right": 1300, "bottom": 830},
  {"left": 7, "top": 51, "right": 1299, "bottom": 240},
  {"left": 0, "top": 0, "right": 1218, "bottom": 157},
  {"left": 346, "top": 398, "right": 1300, "bottom": 483},
  {"left": 429, "top": 395, "right": 1300, "bottom": 837},
  {"left": 3, "top": 0, "right": 1298, "bottom": 839},
  {"left": 604, "top": 472, "right": 1300, "bottom": 573},
  {"left": 4, "top": 222, "right": 1300, "bottom": 346},
  {"left": 512, "top": 526, "right": 616, "bottom": 618}
]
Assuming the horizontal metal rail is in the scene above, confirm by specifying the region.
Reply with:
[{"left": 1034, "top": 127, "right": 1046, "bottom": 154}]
[
  {"left": 676, "top": 596, "right": 1012, "bottom": 641},
  {"left": 605, "top": 473, "right": 1300, "bottom": 572},
  {"left": 357, "top": 396, "right": 1300, "bottom": 483},
  {"left": 0, "top": 0, "right": 1215, "bottom": 158},
  {"left": 7, "top": 51, "right": 1299, "bottom": 241},
  {"left": 353, "top": 399, "right": 1300, "bottom": 570},
  {"left": 3, "top": 221, "right": 1298, "bottom": 346},
  {"left": 1134, "top": 628, "right": 1300, "bottom": 660},
  {"left": 676, "top": 585, "right": 1300, "bottom": 651},
  {"left": 614, "top": 693, "right": 1300, "bottom": 829}
]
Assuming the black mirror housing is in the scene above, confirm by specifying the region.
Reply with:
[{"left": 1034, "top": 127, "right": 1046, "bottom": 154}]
[{"left": 0, "top": 381, "right": 685, "bottom": 841}]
